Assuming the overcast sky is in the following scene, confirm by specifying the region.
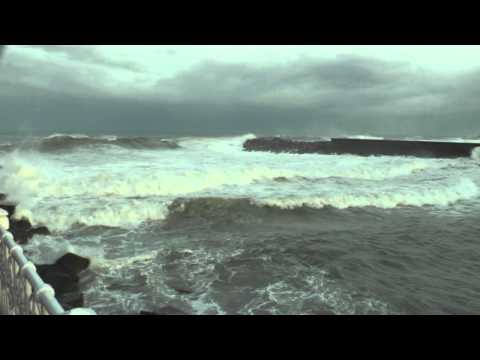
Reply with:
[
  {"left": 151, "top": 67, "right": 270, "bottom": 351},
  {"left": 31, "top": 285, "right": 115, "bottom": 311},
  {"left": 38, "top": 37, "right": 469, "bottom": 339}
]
[{"left": 1, "top": 45, "right": 480, "bottom": 137}]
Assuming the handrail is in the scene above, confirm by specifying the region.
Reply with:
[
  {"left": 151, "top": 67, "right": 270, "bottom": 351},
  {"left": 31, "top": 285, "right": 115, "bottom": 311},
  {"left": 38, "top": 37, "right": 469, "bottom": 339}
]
[{"left": 0, "top": 209, "right": 95, "bottom": 315}]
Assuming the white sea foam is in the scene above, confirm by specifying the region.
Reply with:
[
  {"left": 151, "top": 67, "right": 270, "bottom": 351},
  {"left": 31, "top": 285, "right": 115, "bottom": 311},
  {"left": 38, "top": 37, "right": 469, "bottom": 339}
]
[
  {"left": 2, "top": 149, "right": 444, "bottom": 202},
  {"left": 17, "top": 199, "right": 171, "bottom": 231},
  {"left": 2, "top": 134, "right": 479, "bottom": 232},
  {"left": 90, "top": 251, "right": 158, "bottom": 272},
  {"left": 345, "top": 135, "right": 385, "bottom": 140},
  {"left": 45, "top": 133, "right": 90, "bottom": 139},
  {"left": 471, "top": 147, "right": 480, "bottom": 161},
  {"left": 190, "top": 292, "right": 227, "bottom": 315},
  {"left": 99, "top": 135, "right": 118, "bottom": 141},
  {"left": 256, "top": 178, "right": 479, "bottom": 210},
  {"left": 245, "top": 270, "right": 392, "bottom": 315},
  {"left": 404, "top": 137, "right": 480, "bottom": 144},
  {"left": 23, "top": 233, "right": 105, "bottom": 264},
  {"left": 7, "top": 134, "right": 478, "bottom": 315}
]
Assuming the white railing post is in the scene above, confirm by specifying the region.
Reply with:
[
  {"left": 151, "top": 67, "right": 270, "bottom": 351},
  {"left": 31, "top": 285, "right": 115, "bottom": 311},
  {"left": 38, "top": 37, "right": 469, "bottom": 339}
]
[
  {"left": 0, "top": 208, "right": 9, "bottom": 231},
  {"left": 0, "top": 208, "right": 10, "bottom": 314},
  {"left": 0, "top": 211, "right": 96, "bottom": 315}
]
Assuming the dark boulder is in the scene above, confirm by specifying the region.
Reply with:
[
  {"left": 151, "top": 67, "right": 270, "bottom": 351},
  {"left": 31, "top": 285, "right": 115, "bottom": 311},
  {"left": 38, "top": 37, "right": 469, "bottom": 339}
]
[
  {"left": 58, "top": 292, "right": 85, "bottom": 310},
  {"left": 9, "top": 218, "right": 51, "bottom": 245},
  {"left": 36, "top": 253, "right": 92, "bottom": 311},
  {"left": 0, "top": 202, "right": 16, "bottom": 217},
  {"left": 53, "top": 252, "right": 91, "bottom": 275},
  {"left": 0, "top": 201, "right": 51, "bottom": 244},
  {"left": 1, "top": 198, "right": 88, "bottom": 311},
  {"left": 139, "top": 311, "right": 158, "bottom": 315},
  {"left": 165, "top": 278, "right": 195, "bottom": 295}
]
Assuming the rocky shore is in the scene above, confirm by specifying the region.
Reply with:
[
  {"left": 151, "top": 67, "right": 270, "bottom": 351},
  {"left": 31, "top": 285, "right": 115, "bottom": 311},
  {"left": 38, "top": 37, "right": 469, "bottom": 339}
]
[
  {"left": 0, "top": 193, "right": 188, "bottom": 315},
  {"left": 0, "top": 193, "right": 91, "bottom": 311}
]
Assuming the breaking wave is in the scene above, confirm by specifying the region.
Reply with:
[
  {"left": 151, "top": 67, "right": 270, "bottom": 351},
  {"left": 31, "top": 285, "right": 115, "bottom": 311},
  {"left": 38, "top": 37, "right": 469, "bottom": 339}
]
[
  {"left": 164, "top": 182, "right": 479, "bottom": 228},
  {"left": 0, "top": 143, "right": 15, "bottom": 153},
  {"left": 471, "top": 147, "right": 480, "bottom": 161},
  {"left": 13, "top": 174, "right": 479, "bottom": 232},
  {"left": 7, "top": 134, "right": 180, "bottom": 153},
  {"left": 257, "top": 178, "right": 479, "bottom": 210},
  {"left": 2, "top": 134, "right": 479, "bottom": 233},
  {"left": 16, "top": 199, "right": 171, "bottom": 232},
  {"left": 0, "top": 152, "right": 445, "bottom": 206}
]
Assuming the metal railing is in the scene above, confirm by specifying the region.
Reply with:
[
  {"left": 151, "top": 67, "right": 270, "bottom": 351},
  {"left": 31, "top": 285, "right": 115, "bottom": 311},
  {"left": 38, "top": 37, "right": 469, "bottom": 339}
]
[{"left": 0, "top": 209, "right": 96, "bottom": 315}]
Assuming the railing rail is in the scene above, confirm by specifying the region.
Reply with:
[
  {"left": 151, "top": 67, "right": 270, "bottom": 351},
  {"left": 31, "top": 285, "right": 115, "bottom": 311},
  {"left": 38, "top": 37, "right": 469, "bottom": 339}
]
[{"left": 0, "top": 209, "right": 95, "bottom": 315}]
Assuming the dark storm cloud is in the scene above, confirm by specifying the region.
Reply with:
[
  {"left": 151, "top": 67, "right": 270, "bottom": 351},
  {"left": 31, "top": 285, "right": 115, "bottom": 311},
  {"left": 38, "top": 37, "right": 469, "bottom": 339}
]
[
  {"left": 154, "top": 57, "right": 445, "bottom": 109},
  {"left": 25, "top": 45, "right": 145, "bottom": 73},
  {"left": 0, "top": 50, "right": 115, "bottom": 98},
  {"left": 2, "top": 50, "right": 480, "bottom": 138},
  {"left": 151, "top": 57, "right": 461, "bottom": 138}
]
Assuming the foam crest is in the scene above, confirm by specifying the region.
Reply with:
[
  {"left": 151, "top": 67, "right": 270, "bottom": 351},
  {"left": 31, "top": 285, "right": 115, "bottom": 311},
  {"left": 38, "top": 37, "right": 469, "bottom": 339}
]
[
  {"left": 256, "top": 178, "right": 479, "bottom": 210},
  {"left": 2, "top": 135, "right": 475, "bottom": 232},
  {"left": 45, "top": 133, "right": 90, "bottom": 139},
  {"left": 471, "top": 147, "right": 480, "bottom": 161},
  {"left": 21, "top": 199, "right": 170, "bottom": 232},
  {"left": 5, "top": 158, "right": 439, "bottom": 202},
  {"left": 0, "top": 152, "right": 50, "bottom": 207},
  {"left": 179, "top": 133, "right": 256, "bottom": 154},
  {"left": 346, "top": 135, "right": 385, "bottom": 140}
]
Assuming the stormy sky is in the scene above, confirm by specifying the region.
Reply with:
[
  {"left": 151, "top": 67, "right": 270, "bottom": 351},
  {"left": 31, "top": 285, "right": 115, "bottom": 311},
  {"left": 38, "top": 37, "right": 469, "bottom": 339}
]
[{"left": 1, "top": 45, "right": 480, "bottom": 137}]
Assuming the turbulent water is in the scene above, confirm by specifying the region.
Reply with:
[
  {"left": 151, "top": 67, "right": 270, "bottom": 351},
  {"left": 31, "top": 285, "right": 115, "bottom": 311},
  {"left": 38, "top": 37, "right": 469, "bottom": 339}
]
[{"left": 1, "top": 133, "right": 480, "bottom": 315}]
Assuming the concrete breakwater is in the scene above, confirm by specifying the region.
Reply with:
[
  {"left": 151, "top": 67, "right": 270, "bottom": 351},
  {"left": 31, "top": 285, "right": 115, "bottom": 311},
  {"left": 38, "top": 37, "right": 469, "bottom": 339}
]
[{"left": 243, "top": 137, "right": 480, "bottom": 159}]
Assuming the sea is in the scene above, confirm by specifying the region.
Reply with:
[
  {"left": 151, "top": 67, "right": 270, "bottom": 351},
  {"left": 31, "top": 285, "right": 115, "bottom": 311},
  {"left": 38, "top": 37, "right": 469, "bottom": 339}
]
[{"left": 1, "top": 133, "right": 480, "bottom": 315}]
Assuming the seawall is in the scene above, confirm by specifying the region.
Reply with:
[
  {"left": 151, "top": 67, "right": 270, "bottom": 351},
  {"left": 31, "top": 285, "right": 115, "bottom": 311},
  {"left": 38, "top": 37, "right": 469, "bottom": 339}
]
[{"left": 243, "top": 137, "right": 480, "bottom": 158}]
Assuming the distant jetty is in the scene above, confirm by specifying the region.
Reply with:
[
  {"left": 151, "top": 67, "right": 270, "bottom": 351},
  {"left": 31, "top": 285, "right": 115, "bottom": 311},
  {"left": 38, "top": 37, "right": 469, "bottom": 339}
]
[{"left": 243, "top": 137, "right": 480, "bottom": 159}]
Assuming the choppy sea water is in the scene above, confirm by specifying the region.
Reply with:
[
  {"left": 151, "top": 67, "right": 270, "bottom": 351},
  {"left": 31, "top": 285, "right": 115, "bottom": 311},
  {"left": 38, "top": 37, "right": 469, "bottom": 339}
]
[{"left": 1, "top": 133, "right": 480, "bottom": 315}]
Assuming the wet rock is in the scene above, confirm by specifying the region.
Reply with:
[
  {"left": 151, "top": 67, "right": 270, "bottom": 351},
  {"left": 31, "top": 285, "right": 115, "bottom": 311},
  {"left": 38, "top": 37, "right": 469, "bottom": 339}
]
[
  {"left": 0, "top": 202, "right": 16, "bottom": 217},
  {"left": 54, "top": 253, "right": 91, "bottom": 275},
  {"left": 9, "top": 218, "right": 51, "bottom": 245},
  {"left": 36, "top": 253, "right": 91, "bottom": 311},
  {"left": 172, "top": 287, "right": 194, "bottom": 295},
  {"left": 139, "top": 311, "right": 158, "bottom": 315},
  {"left": 0, "top": 201, "right": 51, "bottom": 244},
  {"left": 0, "top": 197, "right": 87, "bottom": 312},
  {"left": 31, "top": 226, "right": 50, "bottom": 237},
  {"left": 59, "top": 292, "right": 85, "bottom": 310},
  {"left": 165, "top": 278, "right": 195, "bottom": 295}
]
